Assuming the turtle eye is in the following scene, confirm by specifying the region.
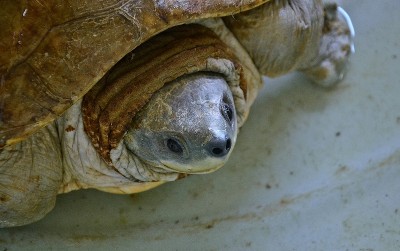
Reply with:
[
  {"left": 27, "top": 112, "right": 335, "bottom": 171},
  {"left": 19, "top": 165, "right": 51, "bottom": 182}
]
[
  {"left": 221, "top": 103, "right": 233, "bottom": 122},
  {"left": 166, "top": 138, "right": 183, "bottom": 154}
]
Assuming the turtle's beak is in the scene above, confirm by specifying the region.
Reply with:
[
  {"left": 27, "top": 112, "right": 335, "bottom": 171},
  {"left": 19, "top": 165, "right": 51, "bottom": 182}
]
[{"left": 159, "top": 158, "right": 227, "bottom": 174}]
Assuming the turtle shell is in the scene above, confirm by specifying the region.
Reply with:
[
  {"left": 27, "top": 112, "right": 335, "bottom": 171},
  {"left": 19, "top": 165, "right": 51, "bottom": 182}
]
[{"left": 0, "top": 0, "right": 269, "bottom": 148}]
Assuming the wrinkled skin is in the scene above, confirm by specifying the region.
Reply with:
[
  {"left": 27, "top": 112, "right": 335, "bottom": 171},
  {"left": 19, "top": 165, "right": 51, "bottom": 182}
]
[{"left": 224, "top": 0, "right": 352, "bottom": 86}]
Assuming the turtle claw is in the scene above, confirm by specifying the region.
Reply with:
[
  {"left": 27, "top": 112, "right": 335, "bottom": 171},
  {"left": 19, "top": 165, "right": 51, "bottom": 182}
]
[
  {"left": 337, "top": 6, "right": 355, "bottom": 53},
  {"left": 303, "top": 4, "right": 355, "bottom": 87}
]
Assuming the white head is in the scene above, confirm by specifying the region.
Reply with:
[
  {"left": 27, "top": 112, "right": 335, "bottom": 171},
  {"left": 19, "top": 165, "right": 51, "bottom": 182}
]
[{"left": 124, "top": 72, "right": 237, "bottom": 174}]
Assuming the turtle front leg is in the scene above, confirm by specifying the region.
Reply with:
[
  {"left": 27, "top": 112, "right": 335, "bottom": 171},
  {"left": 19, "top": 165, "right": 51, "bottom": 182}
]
[
  {"left": 300, "top": 4, "right": 355, "bottom": 87},
  {"left": 0, "top": 124, "right": 62, "bottom": 227}
]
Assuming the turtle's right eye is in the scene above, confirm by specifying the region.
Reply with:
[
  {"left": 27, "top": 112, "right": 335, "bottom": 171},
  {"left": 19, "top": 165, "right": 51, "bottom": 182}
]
[
  {"left": 221, "top": 103, "right": 233, "bottom": 122},
  {"left": 166, "top": 138, "right": 183, "bottom": 154}
]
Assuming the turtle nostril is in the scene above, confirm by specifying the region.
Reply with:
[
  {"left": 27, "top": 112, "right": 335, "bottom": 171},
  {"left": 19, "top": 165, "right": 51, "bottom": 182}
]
[
  {"left": 212, "top": 147, "right": 224, "bottom": 156},
  {"left": 226, "top": 138, "right": 231, "bottom": 151},
  {"left": 208, "top": 137, "right": 232, "bottom": 157}
]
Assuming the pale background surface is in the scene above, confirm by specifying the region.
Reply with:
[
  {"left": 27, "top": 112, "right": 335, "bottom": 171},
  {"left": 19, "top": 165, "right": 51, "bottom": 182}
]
[{"left": 2, "top": 1, "right": 400, "bottom": 250}]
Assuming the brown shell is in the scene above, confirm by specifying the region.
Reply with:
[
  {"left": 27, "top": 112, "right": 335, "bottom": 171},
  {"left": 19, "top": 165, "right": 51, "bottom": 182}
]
[{"left": 0, "top": 0, "right": 269, "bottom": 148}]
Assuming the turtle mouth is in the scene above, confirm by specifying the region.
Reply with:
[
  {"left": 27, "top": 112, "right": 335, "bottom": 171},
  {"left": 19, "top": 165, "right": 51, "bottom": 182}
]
[{"left": 158, "top": 160, "right": 225, "bottom": 175}]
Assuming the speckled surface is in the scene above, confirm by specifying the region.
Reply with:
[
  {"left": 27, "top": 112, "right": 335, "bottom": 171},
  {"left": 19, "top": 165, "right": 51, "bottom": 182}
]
[{"left": 1, "top": 0, "right": 400, "bottom": 250}]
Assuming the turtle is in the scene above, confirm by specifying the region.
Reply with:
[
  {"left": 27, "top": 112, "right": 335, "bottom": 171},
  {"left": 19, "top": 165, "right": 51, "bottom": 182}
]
[{"left": 0, "top": 0, "right": 354, "bottom": 227}]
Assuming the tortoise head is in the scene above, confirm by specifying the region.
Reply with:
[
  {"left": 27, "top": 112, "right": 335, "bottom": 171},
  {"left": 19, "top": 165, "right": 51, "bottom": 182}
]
[{"left": 124, "top": 72, "right": 238, "bottom": 174}]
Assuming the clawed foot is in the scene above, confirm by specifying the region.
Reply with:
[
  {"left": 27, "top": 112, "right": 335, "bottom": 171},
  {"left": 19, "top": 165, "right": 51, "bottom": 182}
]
[{"left": 303, "top": 4, "right": 355, "bottom": 87}]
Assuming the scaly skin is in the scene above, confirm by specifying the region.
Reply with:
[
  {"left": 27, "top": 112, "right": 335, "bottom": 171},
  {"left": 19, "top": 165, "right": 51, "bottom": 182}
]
[
  {"left": 0, "top": 125, "right": 62, "bottom": 227},
  {"left": 224, "top": 0, "right": 352, "bottom": 86}
]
